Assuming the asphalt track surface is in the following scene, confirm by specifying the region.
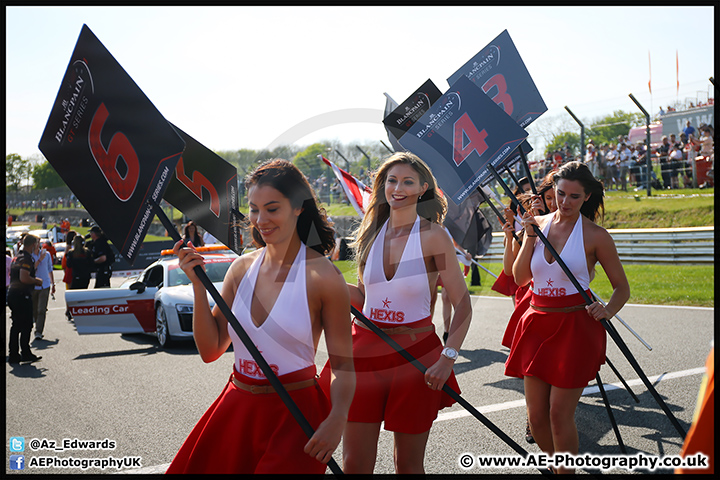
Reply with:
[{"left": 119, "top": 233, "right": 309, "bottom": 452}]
[{"left": 5, "top": 271, "right": 713, "bottom": 475}]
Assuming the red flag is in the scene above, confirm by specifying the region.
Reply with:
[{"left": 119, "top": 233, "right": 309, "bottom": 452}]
[
  {"left": 648, "top": 51, "right": 652, "bottom": 94},
  {"left": 676, "top": 50, "right": 680, "bottom": 94},
  {"left": 320, "top": 155, "right": 371, "bottom": 216}
]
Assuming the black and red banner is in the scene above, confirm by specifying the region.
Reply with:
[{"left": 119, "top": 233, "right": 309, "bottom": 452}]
[
  {"left": 398, "top": 76, "right": 528, "bottom": 205},
  {"left": 447, "top": 29, "right": 547, "bottom": 129},
  {"left": 38, "top": 24, "right": 185, "bottom": 265},
  {"left": 164, "top": 124, "right": 243, "bottom": 254}
]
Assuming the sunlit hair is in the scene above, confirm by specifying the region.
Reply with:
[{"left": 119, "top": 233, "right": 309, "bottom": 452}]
[
  {"left": 552, "top": 161, "right": 605, "bottom": 223},
  {"left": 351, "top": 151, "right": 446, "bottom": 280},
  {"left": 516, "top": 170, "right": 557, "bottom": 215},
  {"left": 244, "top": 159, "right": 335, "bottom": 255},
  {"left": 70, "top": 235, "right": 89, "bottom": 258}
]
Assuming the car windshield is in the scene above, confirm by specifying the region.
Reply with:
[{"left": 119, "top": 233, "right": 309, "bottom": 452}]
[{"left": 167, "top": 257, "right": 234, "bottom": 287}]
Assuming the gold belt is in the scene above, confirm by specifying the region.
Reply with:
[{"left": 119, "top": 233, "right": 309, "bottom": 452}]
[
  {"left": 354, "top": 320, "right": 434, "bottom": 341},
  {"left": 231, "top": 373, "right": 317, "bottom": 394},
  {"left": 530, "top": 303, "right": 587, "bottom": 313}
]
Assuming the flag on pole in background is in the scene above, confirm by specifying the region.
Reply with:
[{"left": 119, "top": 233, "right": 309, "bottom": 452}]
[
  {"left": 676, "top": 50, "right": 680, "bottom": 94},
  {"left": 320, "top": 155, "right": 371, "bottom": 216},
  {"left": 320, "top": 154, "right": 493, "bottom": 257},
  {"left": 382, "top": 92, "right": 403, "bottom": 152},
  {"left": 648, "top": 51, "right": 652, "bottom": 94}
]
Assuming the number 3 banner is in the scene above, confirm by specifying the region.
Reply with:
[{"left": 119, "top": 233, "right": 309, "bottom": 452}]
[
  {"left": 398, "top": 75, "right": 528, "bottom": 206},
  {"left": 39, "top": 25, "right": 185, "bottom": 265},
  {"left": 447, "top": 29, "right": 547, "bottom": 129}
]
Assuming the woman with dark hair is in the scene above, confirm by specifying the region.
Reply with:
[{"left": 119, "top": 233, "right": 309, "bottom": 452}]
[
  {"left": 66, "top": 235, "right": 93, "bottom": 290},
  {"left": 339, "top": 151, "right": 472, "bottom": 474},
  {"left": 494, "top": 172, "right": 559, "bottom": 444},
  {"left": 505, "top": 161, "right": 629, "bottom": 474},
  {"left": 492, "top": 171, "right": 558, "bottom": 307},
  {"left": 167, "top": 159, "right": 354, "bottom": 474},
  {"left": 182, "top": 221, "right": 204, "bottom": 247}
]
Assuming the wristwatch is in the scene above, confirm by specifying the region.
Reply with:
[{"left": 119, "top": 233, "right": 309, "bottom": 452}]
[{"left": 441, "top": 347, "right": 459, "bottom": 361}]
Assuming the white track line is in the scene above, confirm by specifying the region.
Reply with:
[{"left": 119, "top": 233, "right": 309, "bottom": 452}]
[
  {"left": 121, "top": 366, "right": 705, "bottom": 474},
  {"left": 435, "top": 366, "right": 706, "bottom": 423}
]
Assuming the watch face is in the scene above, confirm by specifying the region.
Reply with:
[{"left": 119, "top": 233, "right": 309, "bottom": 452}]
[{"left": 443, "top": 347, "right": 458, "bottom": 359}]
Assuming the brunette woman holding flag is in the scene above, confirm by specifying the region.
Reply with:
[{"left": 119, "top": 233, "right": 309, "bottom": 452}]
[
  {"left": 505, "top": 161, "right": 629, "bottom": 474},
  {"left": 167, "top": 159, "right": 354, "bottom": 474}
]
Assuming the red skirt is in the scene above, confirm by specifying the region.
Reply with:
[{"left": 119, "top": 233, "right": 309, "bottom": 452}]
[
  {"left": 166, "top": 365, "right": 330, "bottom": 474},
  {"left": 501, "top": 283, "right": 532, "bottom": 349},
  {"left": 491, "top": 269, "right": 519, "bottom": 297},
  {"left": 504, "top": 291, "right": 606, "bottom": 389},
  {"left": 321, "top": 317, "right": 459, "bottom": 434}
]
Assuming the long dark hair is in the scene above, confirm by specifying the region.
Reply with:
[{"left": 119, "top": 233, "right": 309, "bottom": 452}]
[
  {"left": 516, "top": 170, "right": 556, "bottom": 215},
  {"left": 244, "top": 159, "right": 335, "bottom": 255},
  {"left": 351, "top": 151, "right": 446, "bottom": 278},
  {"left": 552, "top": 161, "right": 605, "bottom": 223}
]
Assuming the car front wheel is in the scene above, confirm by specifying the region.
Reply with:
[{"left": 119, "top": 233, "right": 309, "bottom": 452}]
[{"left": 155, "top": 304, "right": 173, "bottom": 348}]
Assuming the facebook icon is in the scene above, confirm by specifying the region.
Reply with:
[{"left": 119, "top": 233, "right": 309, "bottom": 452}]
[{"left": 10, "top": 455, "right": 25, "bottom": 470}]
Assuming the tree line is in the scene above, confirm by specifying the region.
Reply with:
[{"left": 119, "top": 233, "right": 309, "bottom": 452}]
[{"left": 6, "top": 110, "right": 645, "bottom": 192}]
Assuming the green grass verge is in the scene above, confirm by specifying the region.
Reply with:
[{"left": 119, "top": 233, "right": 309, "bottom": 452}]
[{"left": 333, "top": 260, "right": 713, "bottom": 308}]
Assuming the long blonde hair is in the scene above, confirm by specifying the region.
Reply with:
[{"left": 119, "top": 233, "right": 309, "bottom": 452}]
[{"left": 351, "top": 151, "right": 446, "bottom": 280}]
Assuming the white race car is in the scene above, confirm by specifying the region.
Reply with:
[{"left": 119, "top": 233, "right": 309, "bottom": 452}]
[{"left": 65, "top": 246, "right": 238, "bottom": 348}]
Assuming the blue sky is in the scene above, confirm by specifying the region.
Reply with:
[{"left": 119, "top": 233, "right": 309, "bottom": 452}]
[{"left": 5, "top": 6, "right": 714, "bottom": 162}]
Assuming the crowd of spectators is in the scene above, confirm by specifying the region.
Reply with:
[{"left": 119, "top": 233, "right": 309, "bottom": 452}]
[
  {"left": 6, "top": 195, "right": 79, "bottom": 211},
  {"left": 538, "top": 121, "right": 713, "bottom": 192}
]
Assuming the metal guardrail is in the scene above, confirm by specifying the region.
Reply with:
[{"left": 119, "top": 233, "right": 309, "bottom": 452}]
[{"left": 482, "top": 226, "right": 714, "bottom": 264}]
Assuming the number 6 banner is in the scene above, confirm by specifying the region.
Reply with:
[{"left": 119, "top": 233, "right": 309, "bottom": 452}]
[
  {"left": 39, "top": 24, "right": 185, "bottom": 265},
  {"left": 398, "top": 75, "right": 528, "bottom": 206}
]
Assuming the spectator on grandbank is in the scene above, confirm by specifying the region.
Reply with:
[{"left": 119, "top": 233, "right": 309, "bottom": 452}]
[
  {"left": 618, "top": 143, "right": 632, "bottom": 191},
  {"left": 669, "top": 144, "right": 683, "bottom": 189},
  {"left": 605, "top": 144, "right": 619, "bottom": 190},
  {"left": 684, "top": 120, "right": 696, "bottom": 139},
  {"left": 596, "top": 144, "right": 608, "bottom": 183}
]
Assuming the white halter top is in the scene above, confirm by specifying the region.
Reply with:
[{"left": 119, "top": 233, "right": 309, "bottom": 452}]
[
  {"left": 230, "top": 245, "right": 315, "bottom": 378},
  {"left": 530, "top": 211, "right": 590, "bottom": 297},
  {"left": 362, "top": 216, "right": 431, "bottom": 325}
]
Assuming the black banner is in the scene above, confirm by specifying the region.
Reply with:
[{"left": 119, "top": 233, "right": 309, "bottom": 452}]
[
  {"left": 38, "top": 24, "right": 185, "bottom": 265},
  {"left": 164, "top": 124, "right": 243, "bottom": 253},
  {"left": 382, "top": 79, "right": 442, "bottom": 141}
]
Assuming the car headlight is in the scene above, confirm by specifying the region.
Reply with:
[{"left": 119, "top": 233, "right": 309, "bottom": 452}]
[{"left": 176, "top": 304, "right": 193, "bottom": 314}]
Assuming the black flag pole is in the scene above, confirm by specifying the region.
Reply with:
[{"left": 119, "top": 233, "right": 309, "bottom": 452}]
[
  {"left": 149, "top": 199, "right": 344, "bottom": 475},
  {"left": 517, "top": 146, "right": 539, "bottom": 196},
  {"left": 349, "top": 306, "right": 553, "bottom": 477},
  {"left": 596, "top": 372, "right": 627, "bottom": 454},
  {"left": 476, "top": 186, "right": 521, "bottom": 245},
  {"left": 487, "top": 164, "right": 686, "bottom": 439}
]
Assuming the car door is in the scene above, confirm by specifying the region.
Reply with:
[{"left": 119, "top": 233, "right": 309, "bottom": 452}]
[{"left": 66, "top": 264, "right": 162, "bottom": 335}]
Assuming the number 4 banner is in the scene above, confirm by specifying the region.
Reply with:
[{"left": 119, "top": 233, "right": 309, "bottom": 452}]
[
  {"left": 398, "top": 75, "right": 528, "bottom": 206},
  {"left": 39, "top": 24, "right": 185, "bottom": 265}
]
